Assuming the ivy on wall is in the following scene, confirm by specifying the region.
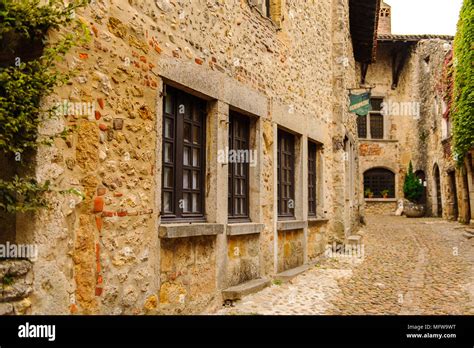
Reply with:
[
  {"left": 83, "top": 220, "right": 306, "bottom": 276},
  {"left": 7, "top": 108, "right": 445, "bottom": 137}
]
[
  {"left": 0, "top": 0, "right": 89, "bottom": 212},
  {"left": 452, "top": 0, "right": 474, "bottom": 164}
]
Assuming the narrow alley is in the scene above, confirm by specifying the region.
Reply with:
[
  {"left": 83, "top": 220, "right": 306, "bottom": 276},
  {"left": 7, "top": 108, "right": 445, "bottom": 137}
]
[{"left": 213, "top": 216, "right": 474, "bottom": 315}]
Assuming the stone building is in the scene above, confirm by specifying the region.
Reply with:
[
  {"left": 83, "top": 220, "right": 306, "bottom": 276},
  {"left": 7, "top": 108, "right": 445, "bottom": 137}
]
[
  {"left": 0, "top": 0, "right": 381, "bottom": 314},
  {"left": 358, "top": 1, "right": 473, "bottom": 223}
]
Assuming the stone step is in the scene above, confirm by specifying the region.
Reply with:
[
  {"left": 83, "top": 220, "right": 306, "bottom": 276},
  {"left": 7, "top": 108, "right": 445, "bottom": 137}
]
[
  {"left": 463, "top": 232, "right": 474, "bottom": 239},
  {"left": 274, "top": 264, "right": 309, "bottom": 283},
  {"left": 222, "top": 278, "right": 270, "bottom": 301}
]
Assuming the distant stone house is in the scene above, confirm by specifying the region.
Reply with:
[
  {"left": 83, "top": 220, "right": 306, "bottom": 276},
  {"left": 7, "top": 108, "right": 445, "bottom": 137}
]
[
  {"left": 358, "top": 1, "right": 473, "bottom": 223},
  {"left": 0, "top": 0, "right": 381, "bottom": 314}
]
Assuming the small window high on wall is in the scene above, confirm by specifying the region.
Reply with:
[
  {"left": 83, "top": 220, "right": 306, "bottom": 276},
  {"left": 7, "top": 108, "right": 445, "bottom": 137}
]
[
  {"left": 369, "top": 98, "right": 384, "bottom": 139},
  {"left": 356, "top": 97, "right": 385, "bottom": 140},
  {"left": 363, "top": 168, "right": 395, "bottom": 198}
]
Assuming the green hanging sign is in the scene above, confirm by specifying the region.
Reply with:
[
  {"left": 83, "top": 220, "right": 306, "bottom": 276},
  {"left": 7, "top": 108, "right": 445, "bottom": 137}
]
[{"left": 349, "top": 91, "right": 371, "bottom": 116}]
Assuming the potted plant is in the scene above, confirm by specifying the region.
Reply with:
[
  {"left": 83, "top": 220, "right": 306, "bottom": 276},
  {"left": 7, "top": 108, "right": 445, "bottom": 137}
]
[
  {"left": 381, "top": 189, "right": 390, "bottom": 198},
  {"left": 364, "top": 188, "right": 374, "bottom": 199},
  {"left": 403, "top": 161, "right": 425, "bottom": 217}
]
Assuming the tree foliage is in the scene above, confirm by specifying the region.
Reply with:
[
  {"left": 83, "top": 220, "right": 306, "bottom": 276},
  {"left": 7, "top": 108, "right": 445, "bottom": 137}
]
[{"left": 403, "top": 161, "right": 424, "bottom": 203}]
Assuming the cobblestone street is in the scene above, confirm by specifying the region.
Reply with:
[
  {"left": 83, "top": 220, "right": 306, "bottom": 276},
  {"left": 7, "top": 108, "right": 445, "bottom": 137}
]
[{"left": 212, "top": 216, "right": 474, "bottom": 315}]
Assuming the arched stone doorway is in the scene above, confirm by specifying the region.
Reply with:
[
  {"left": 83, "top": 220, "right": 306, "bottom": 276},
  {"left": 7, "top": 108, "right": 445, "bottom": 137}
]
[
  {"left": 447, "top": 170, "right": 458, "bottom": 220},
  {"left": 433, "top": 164, "right": 442, "bottom": 217}
]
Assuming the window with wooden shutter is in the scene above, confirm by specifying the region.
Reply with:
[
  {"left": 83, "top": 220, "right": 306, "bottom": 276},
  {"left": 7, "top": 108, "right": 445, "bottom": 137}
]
[
  {"left": 308, "top": 141, "right": 317, "bottom": 216},
  {"left": 277, "top": 129, "right": 295, "bottom": 218},
  {"left": 357, "top": 114, "right": 367, "bottom": 138},
  {"left": 162, "top": 86, "right": 206, "bottom": 221},
  {"left": 369, "top": 97, "right": 384, "bottom": 139},
  {"left": 228, "top": 112, "right": 250, "bottom": 221}
]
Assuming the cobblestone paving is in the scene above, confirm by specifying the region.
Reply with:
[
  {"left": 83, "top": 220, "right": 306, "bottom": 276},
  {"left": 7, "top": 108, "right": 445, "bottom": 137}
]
[{"left": 212, "top": 216, "right": 474, "bottom": 315}]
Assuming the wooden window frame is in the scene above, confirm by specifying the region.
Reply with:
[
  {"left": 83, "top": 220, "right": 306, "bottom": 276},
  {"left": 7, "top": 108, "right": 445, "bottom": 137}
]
[
  {"left": 265, "top": 0, "right": 271, "bottom": 17},
  {"left": 357, "top": 114, "right": 367, "bottom": 138},
  {"left": 308, "top": 141, "right": 318, "bottom": 217},
  {"left": 161, "top": 85, "right": 207, "bottom": 222},
  {"left": 228, "top": 112, "right": 251, "bottom": 222},
  {"left": 277, "top": 129, "right": 295, "bottom": 219},
  {"left": 369, "top": 97, "right": 384, "bottom": 139}
]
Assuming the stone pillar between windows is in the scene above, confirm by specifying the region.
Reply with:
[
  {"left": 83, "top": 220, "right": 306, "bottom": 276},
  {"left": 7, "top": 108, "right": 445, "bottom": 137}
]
[{"left": 208, "top": 100, "right": 229, "bottom": 291}]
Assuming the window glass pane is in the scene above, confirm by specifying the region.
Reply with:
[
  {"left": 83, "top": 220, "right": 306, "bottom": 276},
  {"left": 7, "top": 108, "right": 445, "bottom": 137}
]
[
  {"left": 192, "top": 193, "right": 198, "bottom": 213},
  {"left": 183, "top": 146, "right": 190, "bottom": 165},
  {"left": 184, "top": 123, "right": 191, "bottom": 143},
  {"left": 183, "top": 170, "right": 190, "bottom": 189},
  {"left": 164, "top": 167, "right": 173, "bottom": 188},
  {"left": 164, "top": 142, "right": 173, "bottom": 163},
  {"left": 193, "top": 126, "right": 200, "bottom": 144},
  {"left": 192, "top": 148, "right": 199, "bottom": 166},
  {"left": 183, "top": 193, "right": 190, "bottom": 212},
  {"left": 184, "top": 101, "right": 191, "bottom": 119},
  {"left": 165, "top": 94, "right": 172, "bottom": 114},
  {"left": 165, "top": 118, "right": 173, "bottom": 138},
  {"left": 163, "top": 192, "right": 171, "bottom": 213},
  {"left": 192, "top": 171, "right": 198, "bottom": 189},
  {"left": 193, "top": 107, "right": 200, "bottom": 122}
]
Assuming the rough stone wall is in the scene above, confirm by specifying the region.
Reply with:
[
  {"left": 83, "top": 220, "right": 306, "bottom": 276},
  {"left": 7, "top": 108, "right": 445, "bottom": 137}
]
[
  {"left": 159, "top": 236, "right": 216, "bottom": 314},
  {"left": 364, "top": 201, "right": 397, "bottom": 215},
  {"left": 12, "top": 0, "right": 362, "bottom": 314},
  {"left": 277, "top": 229, "right": 303, "bottom": 273},
  {"left": 226, "top": 235, "right": 259, "bottom": 287},
  {"left": 307, "top": 221, "right": 328, "bottom": 262},
  {"left": 415, "top": 39, "right": 472, "bottom": 222},
  {"left": 0, "top": 260, "right": 33, "bottom": 315},
  {"left": 330, "top": 0, "right": 362, "bottom": 241}
]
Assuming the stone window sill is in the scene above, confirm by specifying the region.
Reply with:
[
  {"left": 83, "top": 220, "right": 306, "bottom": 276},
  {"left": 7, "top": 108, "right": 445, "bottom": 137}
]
[
  {"left": 277, "top": 220, "right": 307, "bottom": 231},
  {"left": 359, "top": 138, "right": 398, "bottom": 143},
  {"left": 226, "top": 223, "right": 265, "bottom": 236},
  {"left": 365, "top": 198, "right": 397, "bottom": 202},
  {"left": 308, "top": 217, "right": 329, "bottom": 223},
  {"left": 159, "top": 223, "right": 224, "bottom": 239}
]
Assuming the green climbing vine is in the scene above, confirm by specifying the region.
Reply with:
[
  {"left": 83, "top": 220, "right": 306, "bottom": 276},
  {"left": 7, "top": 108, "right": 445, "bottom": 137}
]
[
  {"left": 0, "top": 0, "right": 89, "bottom": 213},
  {"left": 452, "top": 0, "right": 474, "bottom": 164}
]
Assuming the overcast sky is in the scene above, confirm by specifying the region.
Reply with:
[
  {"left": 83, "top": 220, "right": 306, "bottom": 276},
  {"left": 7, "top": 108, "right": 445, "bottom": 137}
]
[{"left": 384, "top": 0, "right": 463, "bottom": 35}]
